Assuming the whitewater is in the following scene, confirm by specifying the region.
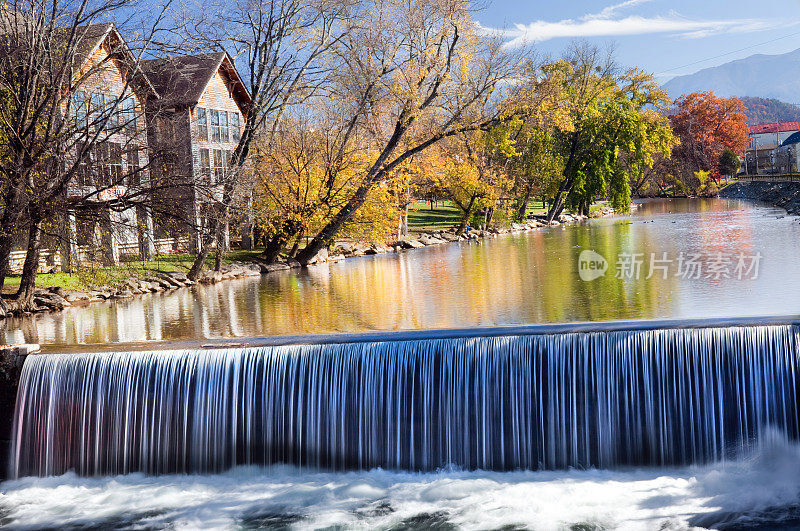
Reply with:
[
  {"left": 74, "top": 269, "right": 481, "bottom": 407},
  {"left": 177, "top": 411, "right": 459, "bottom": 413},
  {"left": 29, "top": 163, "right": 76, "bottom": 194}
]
[{"left": 2, "top": 431, "right": 800, "bottom": 530}]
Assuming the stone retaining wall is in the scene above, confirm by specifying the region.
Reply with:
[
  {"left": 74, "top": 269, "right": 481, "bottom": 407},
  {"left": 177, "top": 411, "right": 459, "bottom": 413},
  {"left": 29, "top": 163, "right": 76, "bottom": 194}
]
[{"left": 720, "top": 181, "right": 800, "bottom": 215}]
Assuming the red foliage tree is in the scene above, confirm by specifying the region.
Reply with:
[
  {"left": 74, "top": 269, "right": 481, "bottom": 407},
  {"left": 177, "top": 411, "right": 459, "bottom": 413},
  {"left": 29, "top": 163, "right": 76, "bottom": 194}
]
[{"left": 669, "top": 92, "right": 749, "bottom": 181}]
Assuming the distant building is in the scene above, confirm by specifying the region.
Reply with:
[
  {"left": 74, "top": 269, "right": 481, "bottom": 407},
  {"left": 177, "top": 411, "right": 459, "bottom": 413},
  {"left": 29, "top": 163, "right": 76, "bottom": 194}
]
[{"left": 745, "top": 122, "right": 800, "bottom": 174}]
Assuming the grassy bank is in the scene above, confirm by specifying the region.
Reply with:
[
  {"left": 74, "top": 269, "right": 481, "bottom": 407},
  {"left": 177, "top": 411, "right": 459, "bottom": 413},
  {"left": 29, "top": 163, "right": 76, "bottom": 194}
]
[
  {"left": 407, "top": 200, "right": 550, "bottom": 235},
  {"left": 2, "top": 250, "right": 263, "bottom": 294}
]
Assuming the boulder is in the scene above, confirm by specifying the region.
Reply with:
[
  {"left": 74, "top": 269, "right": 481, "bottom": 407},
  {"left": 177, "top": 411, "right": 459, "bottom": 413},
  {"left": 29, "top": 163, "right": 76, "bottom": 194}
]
[
  {"left": 240, "top": 263, "right": 262, "bottom": 277},
  {"left": 261, "top": 263, "right": 291, "bottom": 273},
  {"left": 400, "top": 239, "right": 425, "bottom": 249},
  {"left": 167, "top": 271, "right": 190, "bottom": 283},
  {"left": 286, "top": 258, "right": 302, "bottom": 268},
  {"left": 329, "top": 253, "right": 346, "bottom": 262},
  {"left": 305, "top": 248, "right": 329, "bottom": 265},
  {"left": 138, "top": 281, "right": 157, "bottom": 293},
  {"left": 123, "top": 279, "right": 141, "bottom": 293},
  {"left": 34, "top": 291, "right": 70, "bottom": 310},
  {"left": 154, "top": 272, "right": 184, "bottom": 288},
  {"left": 440, "top": 232, "right": 459, "bottom": 242},
  {"left": 350, "top": 245, "right": 369, "bottom": 257},
  {"left": 47, "top": 286, "right": 66, "bottom": 297},
  {"left": 199, "top": 270, "right": 223, "bottom": 284},
  {"left": 112, "top": 289, "right": 133, "bottom": 299},
  {"left": 334, "top": 243, "right": 355, "bottom": 255},
  {"left": 144, "top": 277, "right": 174, "bottom": 290},
  {"left": 418, "top": 234, "right": 446, "bottom": 245},
  {"left": 64, "top": 291, "right": 91, "bottom": 303},
  {"left": 89, "top": 289, "right": 113, "bottom": 300}
]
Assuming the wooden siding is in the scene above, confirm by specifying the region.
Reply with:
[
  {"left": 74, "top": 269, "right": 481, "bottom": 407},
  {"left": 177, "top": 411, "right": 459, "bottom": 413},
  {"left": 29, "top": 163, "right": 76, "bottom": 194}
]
[{"left": 66, "top": 37, "right": 151, "bottom": 198}]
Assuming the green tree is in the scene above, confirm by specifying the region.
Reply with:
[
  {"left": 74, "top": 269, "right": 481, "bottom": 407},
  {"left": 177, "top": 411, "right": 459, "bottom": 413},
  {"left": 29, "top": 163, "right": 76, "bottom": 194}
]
[
  {"left": 718, "top": 148, "right": 741, "bottom": 177},
  {"left": 532, "top": 45, "right": 675, "bottom": 221}
]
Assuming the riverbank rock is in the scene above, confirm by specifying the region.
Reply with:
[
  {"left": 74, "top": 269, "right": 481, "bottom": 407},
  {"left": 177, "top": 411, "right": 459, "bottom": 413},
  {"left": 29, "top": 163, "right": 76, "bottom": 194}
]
[
  {"left": 33, "top": 291, "right": 70, "bottom": 310},
  {"left": 136, "top": 281, "right": 154, "bottom": 293},
  {"left": 260, "top": 263, "right": 291, "bottom": 273},
  {"left": 198, "top": 270, "right": 223, "bottom": 284},
  {"left": 418, "top": 234, "right": 446, "bottom": 245},
  {"left": 154, "top": 272, "right": 184, "bottom": 288},
  {"left": 399, "top": 239, "right": 425, "bottom": 249},
  {"left": 0, "top": 298, "right": 6, "bottom": 318},
  {"left": 306, "top": 248, "right": 329, "bottom": 265},
  {"left": 144, "top": 276, "right": 174, "bottom": 290},
  {"left": 64, "top": 291, "right": 91, "bottom": 303},
  {"left": 112, "top": 289, "right": 133, "bottom": 299}
]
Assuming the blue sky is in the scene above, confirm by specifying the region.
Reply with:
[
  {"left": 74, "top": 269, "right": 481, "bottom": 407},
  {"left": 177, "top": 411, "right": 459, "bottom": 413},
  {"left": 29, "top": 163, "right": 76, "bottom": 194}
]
[{"left": 476, "top": 0, "right": 800, "bottom": 81}]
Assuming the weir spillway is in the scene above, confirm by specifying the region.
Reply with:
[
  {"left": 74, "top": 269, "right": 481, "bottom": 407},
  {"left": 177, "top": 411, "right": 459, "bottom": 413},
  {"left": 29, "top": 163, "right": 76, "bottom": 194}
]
[{"left": 8, "top": 318, "right": 800, "bottom": 478}]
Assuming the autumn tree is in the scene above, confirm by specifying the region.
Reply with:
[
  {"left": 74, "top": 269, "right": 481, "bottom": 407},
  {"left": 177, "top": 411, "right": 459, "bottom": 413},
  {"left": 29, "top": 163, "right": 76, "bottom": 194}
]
[
  {"left": 291, "top": 0, "right": 517, "bottom": 264},
  {"left": 668, "top": 91, "right": 748, "bottom": 183},
  {"left": 251, "top": 114, "right": 399, "bottom": 262},
  {"left": 434, "top": 129, "right": 513, "bottom": 233}
]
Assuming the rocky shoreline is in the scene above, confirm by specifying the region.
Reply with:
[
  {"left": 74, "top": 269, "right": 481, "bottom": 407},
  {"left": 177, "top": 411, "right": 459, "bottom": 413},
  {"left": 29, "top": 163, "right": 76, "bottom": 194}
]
[
  {"left": 0, "top": 207, "right": 619, "bottom": 320},
  {"left": 719, "top": 181, "right": 800, "bottom": 215}
]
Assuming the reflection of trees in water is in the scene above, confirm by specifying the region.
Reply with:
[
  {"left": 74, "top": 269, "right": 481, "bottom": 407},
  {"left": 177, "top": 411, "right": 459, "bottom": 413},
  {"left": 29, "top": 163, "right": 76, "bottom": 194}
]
[{"left": 8, "top": 199, "right": 788, "bottom": 348}]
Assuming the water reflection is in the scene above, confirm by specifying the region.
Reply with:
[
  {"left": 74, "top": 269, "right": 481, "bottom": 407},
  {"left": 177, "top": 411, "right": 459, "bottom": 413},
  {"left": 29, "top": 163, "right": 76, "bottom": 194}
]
[{"left": 4, "top": 198, "right": 800, "bottom": 350}]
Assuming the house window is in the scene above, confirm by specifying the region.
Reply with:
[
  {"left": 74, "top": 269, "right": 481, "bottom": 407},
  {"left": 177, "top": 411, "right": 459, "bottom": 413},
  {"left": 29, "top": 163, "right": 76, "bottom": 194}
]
[
  {"left": 126, "top": 148, "right": 140, "bottom": 187},
  {"left": 197, "top": 107, "right": 208, "bottom": 140},
  {"left": 121, "top": 97, "right": 136, "bottom": 134},
  {"left": 76, "top": 142, "right": 92, "bottom": 186},
  {"left": 200, "top": 148, "right": 211, "bottom": 183},
  {"left": 90, "top": 92, "right": 109, "bottom": 131},
  {"left": 72, "top": 91, "right": 87, "bottom": 129},
  {"left": 108, "top": 143, "right": 123, "bottom": 184},
  {"left": 93, "top": 142, "right": 110, "bottom": 186},
  {"left": 213, "top": 149, "right": 225, "bottom": 183},
  {"left": 210, "top": 109, "right": 221, "bottom": 141},
  {"left": 231, "top": 113, "right": 240, "bottom": 142},
  {"left": 219, "top": 111, "right": 228, "bottom": 142}
]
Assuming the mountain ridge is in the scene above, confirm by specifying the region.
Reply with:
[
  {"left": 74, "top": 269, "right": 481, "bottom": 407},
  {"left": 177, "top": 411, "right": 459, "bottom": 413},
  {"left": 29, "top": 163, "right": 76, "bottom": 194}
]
[{"left": 663, "top": 48, "right": 800, "bottom": 104}]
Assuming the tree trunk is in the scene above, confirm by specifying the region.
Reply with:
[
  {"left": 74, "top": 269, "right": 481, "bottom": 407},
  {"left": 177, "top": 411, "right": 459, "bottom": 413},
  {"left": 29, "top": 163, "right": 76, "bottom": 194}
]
[
  {"left": 187, "top": 228, "right": 215, "bottom": 280},
  {"left": 14, "top": 218, "right": 43, "bottom": 311},
  {"left": 546, "top": 131, "right": 581, "bottom": 223},
  {"left": 456, "top": 195, "right": 477, "bottom": 235},
  {"left": 295, "top": 181, "right": 374, "bottom": 265},
  {"left": 516, "top": 180, "right": 534, "bottom": 221},
  {"left": 0, "top": 232, "right": 14, "bottom": 291}
]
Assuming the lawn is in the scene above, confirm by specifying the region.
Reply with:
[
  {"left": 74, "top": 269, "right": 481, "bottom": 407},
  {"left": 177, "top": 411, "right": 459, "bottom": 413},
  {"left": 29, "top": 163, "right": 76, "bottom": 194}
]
[
  {"left": 407, "top": 199, "right": 551, "bottom": 234},
  {"left": 2, "top": 249, "right": 264, "bottom": 294}
]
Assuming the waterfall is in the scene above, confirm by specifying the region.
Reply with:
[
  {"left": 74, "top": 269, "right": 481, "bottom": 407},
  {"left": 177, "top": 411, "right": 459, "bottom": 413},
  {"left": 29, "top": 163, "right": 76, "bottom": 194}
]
[{"left": 10, "top": 324, "right": 800, "bottom": 478}]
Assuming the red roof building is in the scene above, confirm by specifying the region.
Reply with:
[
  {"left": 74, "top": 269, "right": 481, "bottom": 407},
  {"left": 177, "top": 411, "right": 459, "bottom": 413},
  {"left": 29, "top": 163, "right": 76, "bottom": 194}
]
[{"left": 749, "top": 121, "right": 800, "bottom": 135}]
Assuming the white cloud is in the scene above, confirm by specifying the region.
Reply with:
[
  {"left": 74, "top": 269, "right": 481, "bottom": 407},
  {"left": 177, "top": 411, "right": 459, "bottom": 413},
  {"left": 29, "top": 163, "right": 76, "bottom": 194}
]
[
  {"left": 582, "top": 0, "right": 653, "bottom": 21},
  {"left": 481, "top": 2, "right": 776, "bottom": 48}
]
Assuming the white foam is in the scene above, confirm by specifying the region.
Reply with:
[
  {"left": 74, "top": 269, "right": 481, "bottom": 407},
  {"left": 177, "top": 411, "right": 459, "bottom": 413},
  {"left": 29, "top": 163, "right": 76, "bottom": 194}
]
[{"left": 3, "top": 437, "right": 800, "bottom": 530}]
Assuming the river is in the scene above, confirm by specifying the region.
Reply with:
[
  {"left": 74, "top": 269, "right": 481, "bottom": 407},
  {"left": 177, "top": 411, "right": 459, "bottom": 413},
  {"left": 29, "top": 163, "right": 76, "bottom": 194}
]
[{"left": 3, "top": 198, "right": 800, "bottom": 351}]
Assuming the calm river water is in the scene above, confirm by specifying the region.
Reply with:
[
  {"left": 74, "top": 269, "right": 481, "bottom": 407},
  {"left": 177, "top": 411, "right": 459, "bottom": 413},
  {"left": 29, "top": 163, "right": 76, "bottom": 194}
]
[{"left": 3, "top": 197, "right": 800, "bottom": 350}]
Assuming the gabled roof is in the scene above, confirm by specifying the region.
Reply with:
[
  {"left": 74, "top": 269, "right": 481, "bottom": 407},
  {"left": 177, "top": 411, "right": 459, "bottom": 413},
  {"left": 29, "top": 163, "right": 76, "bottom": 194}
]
[
  {"left": 782, "top": 131, "right": 800, "bottom": 147},
  {"left": 0, "top": 20, "right": 158, "bottom": 98},
  {"left": 140, "top": 52, "right": 250, "bottom": 111},
  {"left": 749, "top": 121, "right": 800, "bottom": 135},
  {"left": 73, "top": 23, "right": 114, "bottom": 71}
]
